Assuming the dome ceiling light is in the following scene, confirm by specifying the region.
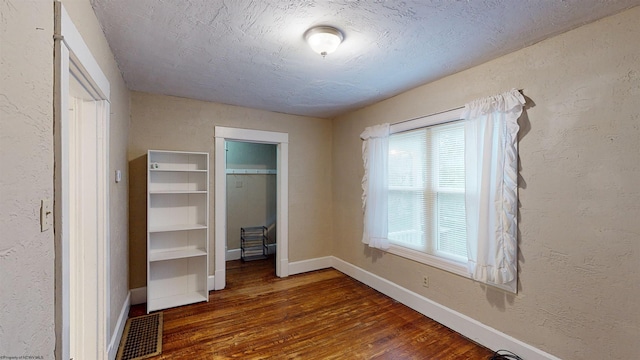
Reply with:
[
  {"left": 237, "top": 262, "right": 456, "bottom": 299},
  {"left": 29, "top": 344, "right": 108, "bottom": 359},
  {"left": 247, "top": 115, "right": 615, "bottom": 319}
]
[{"left": 304, "top": 26, "right": 344, "bottom": 57}]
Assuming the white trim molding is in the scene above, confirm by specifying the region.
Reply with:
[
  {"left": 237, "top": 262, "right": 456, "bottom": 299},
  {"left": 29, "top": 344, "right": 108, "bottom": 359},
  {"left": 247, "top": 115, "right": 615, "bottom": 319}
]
[
  {"left": 127, "top": 255, "right": 558, "bottom": 359},
  {"left": 329, "top": 257, "right": 560, "bottom": 360},
  {"left": 107, "top": 292, "right": 130, "bottom": 360},
  {"left": 387, "top": 245, "right": 468, "bottom": 278},
  {"left": 288, "top": 257, "right": 333, "bottom": 276},
  {"left": 226, "top": 249, "right": 241, "bottom": 261},
  {"left": 130, "top": 287, "right": 147, "bottom": 306},
  {"left": 54, "top": 2, "right": 111, "bottom": 359},
  {"left": 269, "top": 255, "right": 558, "bottom": 359},
  {"left": 215, "top": 127, "right": 289, "bottom": 144},
  {"left": 214, "top": 126, "right": 290, "bottom": 288}
]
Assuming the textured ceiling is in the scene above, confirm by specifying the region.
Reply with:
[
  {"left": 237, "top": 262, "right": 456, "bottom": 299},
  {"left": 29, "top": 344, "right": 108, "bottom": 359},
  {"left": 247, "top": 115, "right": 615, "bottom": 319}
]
[{"left": 91, "top": 0, "right": 640, "bottom": 118}]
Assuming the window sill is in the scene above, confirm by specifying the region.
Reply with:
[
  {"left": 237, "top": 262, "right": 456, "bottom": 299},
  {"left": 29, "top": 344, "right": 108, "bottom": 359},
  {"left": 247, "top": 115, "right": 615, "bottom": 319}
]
[
  {"left": 387, "top": 245, "right": 517, "bottom": 293},
  {"left": 387, "top": 244, "right": 469, "bottom": 278}
]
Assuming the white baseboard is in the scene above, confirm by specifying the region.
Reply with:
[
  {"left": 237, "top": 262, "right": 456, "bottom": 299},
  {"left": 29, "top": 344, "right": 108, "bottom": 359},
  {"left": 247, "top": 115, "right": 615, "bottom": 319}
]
[
  {"left": 126, "top": 256, "right": 558, "bottom": 359},
  {"left": 226, "top": 249, "right": 241, "bottom": 261},
  {"left": 208, "top": 275, "right": 215, "bottom": 291},
  {"left": 288, "top": 256, "right": 332, "bottom": 275},
  {"left": 107, "top": 292, "right": 130, "bottom": 360},
  {"left": 330, "top": 256, "right": 560, "bottom": 360},
  {"left": 266, "top": 243, "right": 276, "bottom": 255},
  {"left": 130, "top": 286, "right": 146, "bottom": 306}
]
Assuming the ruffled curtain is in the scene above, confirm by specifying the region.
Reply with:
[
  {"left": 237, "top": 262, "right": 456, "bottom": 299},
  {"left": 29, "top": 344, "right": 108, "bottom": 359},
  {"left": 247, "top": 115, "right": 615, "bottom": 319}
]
[
  {"left": 360, "top": 123, "right": 390, "bottom": 250},
  {"left": 463, "top": 89, "right": 525, "bottom": 291}
]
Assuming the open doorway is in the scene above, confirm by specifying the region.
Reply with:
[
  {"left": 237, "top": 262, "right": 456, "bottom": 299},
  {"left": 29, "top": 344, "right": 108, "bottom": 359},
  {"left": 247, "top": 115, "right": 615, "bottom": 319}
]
[
  {"left": 225, "top": 141, "right": 277, "bottom": 263},
  {"left": 213, "top": 127, "right": 289, "bottom": 290}
]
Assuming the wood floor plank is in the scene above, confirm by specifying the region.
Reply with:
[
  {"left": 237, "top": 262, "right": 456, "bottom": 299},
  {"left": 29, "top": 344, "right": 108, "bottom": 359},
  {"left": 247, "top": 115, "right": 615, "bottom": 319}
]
[{"left": 128, "top": 257, "right": 493, "bottom": 359}]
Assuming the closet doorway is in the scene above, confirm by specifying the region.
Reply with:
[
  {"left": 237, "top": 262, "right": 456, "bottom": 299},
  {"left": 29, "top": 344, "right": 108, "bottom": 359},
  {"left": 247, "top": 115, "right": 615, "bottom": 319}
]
[
  {"left": 214, "top": 127, "right": 289, "bottom": 290},
  {"left": 225, "top": 141, "right": 277, "bottom": 262}
]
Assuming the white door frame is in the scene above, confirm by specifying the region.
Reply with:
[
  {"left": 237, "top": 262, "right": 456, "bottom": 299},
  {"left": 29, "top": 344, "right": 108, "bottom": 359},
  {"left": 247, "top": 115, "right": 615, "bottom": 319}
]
[
  {"left": 214, "top": 127, "right": 289, "bottom": 289},
  {"left": 54, "top": 2, "right": 110, "bottom": 359}
]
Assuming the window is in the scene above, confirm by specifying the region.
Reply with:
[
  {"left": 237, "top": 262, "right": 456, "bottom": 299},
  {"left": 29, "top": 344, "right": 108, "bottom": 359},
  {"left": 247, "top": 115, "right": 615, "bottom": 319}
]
[
  {"left": 388, "top": 120, "right": 468, "bottom": 271},
  {"left": 362, "top": 90, "right": 523, "bottom": 290}
]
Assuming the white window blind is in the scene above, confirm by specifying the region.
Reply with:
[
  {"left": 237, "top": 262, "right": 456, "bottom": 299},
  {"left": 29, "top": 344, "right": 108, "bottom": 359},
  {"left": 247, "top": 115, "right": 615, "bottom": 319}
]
[
  {"left": 388, "top": 129, "right": 426, "bottom": 251},
  {"left": 388, "top": 121, "right": 467, "bottom": 263}
]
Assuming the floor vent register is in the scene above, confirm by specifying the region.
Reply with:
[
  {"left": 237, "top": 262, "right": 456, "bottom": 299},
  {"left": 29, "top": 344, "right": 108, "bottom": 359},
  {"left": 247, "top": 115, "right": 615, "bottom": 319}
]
[{"left": 116, "top": 312, "right": 163, "bottom": 360}]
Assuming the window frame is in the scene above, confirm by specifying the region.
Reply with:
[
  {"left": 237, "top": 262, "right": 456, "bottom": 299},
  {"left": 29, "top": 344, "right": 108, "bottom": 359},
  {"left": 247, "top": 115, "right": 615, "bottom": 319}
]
[{"left": 387, "top": 108, "right": 470, "bottom": 278}]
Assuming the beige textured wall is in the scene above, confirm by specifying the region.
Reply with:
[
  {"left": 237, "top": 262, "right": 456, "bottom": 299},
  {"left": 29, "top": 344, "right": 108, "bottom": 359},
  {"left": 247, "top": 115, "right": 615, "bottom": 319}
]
[
  {"left": 129, "top": 92, "right": 332, "bottom": 288},
  {"left": 61, "top": 0, "right": 131, "bottom": 341},
  {"left": 0, "top": 0, "right": 129, "bottom": 356},
  {"left": 0, "top": 0, "right": 130, "bottom": 356},
  {"left": 0, "top": 1, "right": 55, "bottom": 357},
  {"left": 332, "top": 7, "right": 640, "bottom": 360}
]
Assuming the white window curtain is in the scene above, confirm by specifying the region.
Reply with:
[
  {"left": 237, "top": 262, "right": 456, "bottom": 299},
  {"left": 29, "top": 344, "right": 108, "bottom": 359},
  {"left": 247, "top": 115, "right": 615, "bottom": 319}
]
[
  {"left": 463, "top": 88, "right": 525, "bottom": 289},
  {"left": 360, "top": 123, "right": 391, "bottom": 250}
]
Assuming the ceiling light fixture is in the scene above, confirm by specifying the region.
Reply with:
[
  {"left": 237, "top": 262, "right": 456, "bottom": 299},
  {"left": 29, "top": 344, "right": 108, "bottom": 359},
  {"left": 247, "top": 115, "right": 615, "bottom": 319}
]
[{"left": 304, "top": 26, "right": 344, "bottom": 57}]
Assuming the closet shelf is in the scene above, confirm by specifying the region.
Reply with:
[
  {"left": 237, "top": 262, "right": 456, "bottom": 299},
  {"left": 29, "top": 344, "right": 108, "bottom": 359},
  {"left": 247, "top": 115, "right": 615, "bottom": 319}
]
[
  {"left": 150, "top": 169, "right": 207, "bottom": 173},
  {"left": 149, "top": 190, "right": 207, "bottom": 194},
  {"left": 149, "top": 224, "right": 207, "bottom": 233},
  {"left": 149, "top": 248, "right": 207, "bottom": 262}
]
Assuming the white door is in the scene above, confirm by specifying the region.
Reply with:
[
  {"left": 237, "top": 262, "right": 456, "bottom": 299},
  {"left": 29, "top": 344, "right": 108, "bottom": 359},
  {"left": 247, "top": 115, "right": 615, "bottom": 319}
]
[
  {"left": 68, "top": 76, "right": 101, "bottom": 360},
  {"left": 55, "top": 3, "right": 110, "bottom": 359}
]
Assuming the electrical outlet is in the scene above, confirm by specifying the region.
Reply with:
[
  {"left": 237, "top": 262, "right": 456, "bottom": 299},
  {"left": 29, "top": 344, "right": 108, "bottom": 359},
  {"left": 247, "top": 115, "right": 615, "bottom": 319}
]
[{"left": 422, "top": 276, "right": 429, "bottom": 288}]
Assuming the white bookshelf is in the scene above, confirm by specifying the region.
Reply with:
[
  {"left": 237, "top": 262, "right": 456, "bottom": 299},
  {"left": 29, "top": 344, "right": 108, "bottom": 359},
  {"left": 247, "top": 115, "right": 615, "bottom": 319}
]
[{"left": 147, "top": 150, "right": 209, "bottom": 312}]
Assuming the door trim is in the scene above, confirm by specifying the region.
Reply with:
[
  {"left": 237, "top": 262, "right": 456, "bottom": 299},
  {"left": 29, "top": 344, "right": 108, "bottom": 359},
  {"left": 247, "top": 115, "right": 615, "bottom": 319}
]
[
  {"left": 214, "top": 127, "right": 289, "bottom": 289},
  {"left": 54, "top": 2, "right": 110, "bottom": 359}
]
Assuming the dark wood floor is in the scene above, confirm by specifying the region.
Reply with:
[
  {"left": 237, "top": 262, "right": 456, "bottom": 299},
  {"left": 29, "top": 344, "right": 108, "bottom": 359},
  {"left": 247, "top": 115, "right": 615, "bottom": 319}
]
[{"left": 129, "top": 257, "right": 493, "bottom": 359}]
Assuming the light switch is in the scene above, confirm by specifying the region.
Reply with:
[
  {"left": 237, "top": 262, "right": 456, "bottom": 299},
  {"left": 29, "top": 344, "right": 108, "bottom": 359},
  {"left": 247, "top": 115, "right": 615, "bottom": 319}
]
[
  {"left": 41, "top": 199, "right": 52, "bottom": 232},
  {"left": 115, "top": 170, "right": 122, "bottom": 183}
]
